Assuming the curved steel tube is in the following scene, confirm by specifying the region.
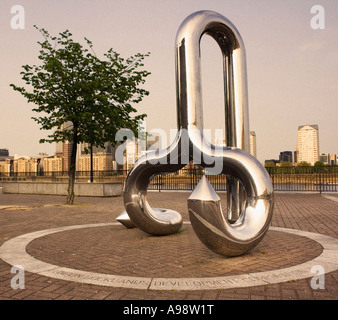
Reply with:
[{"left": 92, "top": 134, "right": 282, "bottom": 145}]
[
  {"left": 120, "top": 10, "right": 274, "bottom": 256},
  {"left": 122, "top": 133, "right": 186, "bottom": 235}
]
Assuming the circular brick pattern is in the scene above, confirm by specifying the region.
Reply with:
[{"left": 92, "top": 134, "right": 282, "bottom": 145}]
[
  {"left": 26, "top": 224, "right": 322, "bottom": 278},
  {"left": 1, "top": 223, "right": 337, "bottom": 291}
]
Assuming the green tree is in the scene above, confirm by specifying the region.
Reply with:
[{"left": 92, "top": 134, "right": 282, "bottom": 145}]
[
  {"left": 314, "top": 161, "right": 325, "bottom": 167},
  {"left": 297, "top": 161, "right": 311, "bottom": 167},
  {"left": 279, "top": 161, "right": 293, "bottom": 167},
  {"left": 264, "top": 161, "right": 276, "bottom": 168},
  {"left": 10, "top": 27, "right": 150, "bottom": 204}
]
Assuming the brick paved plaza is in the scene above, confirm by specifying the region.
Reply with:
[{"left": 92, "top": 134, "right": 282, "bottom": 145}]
[{"left": 0, "top": 189, "right": 337, "bottom": 300}]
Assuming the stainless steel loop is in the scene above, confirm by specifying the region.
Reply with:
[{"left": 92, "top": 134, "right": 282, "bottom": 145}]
[{"left": 118, "top": 10, "right": 274, "bottom": 256}]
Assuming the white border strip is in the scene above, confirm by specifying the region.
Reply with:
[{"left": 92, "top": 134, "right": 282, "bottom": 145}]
[{"left": 0, "top": 223, "right": 337, "bottom": 291}]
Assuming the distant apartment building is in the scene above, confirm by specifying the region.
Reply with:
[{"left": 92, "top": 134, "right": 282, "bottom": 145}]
[
  {"left": 0, "top": 159, "right": 12, "bottom": 174},
  {"left": 320, "top": 153, "right": 337, "bottom": 165},
  {"left": 43, "top": 156, "right": 63, "bottom": 172},
  {"left": 297, "top": 125, "right": 319, "bottom": 165},
  {"left": 13, "top": 156, "right": 40, "bottom": 173},
  {"left": 78, "top": 152, "right": 113, "bottom": 171},
  {"left": 0, "top": 149, "right": 12, "bottom": 174}
]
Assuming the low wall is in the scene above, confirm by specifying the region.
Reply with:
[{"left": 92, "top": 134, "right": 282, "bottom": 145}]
[{"left": 1, "top": 182, "right": 122, "bottom": 197}]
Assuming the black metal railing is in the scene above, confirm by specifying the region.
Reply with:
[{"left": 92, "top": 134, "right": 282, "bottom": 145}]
[
  {"left": 1, "top": 166, "right": 337, "bottom": 193},
  {"left": 265, "top": 165, "right": 338, "bottom": 193},
  {"left": 147, "top": 169, "right": 228, "bottom": 191}
]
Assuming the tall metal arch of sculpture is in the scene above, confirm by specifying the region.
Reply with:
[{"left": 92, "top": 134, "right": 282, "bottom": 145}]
[{"left": 118, "top": 10, "right": 274, "bottom": 256}]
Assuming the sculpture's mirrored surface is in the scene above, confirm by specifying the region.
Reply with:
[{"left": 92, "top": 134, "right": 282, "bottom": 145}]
[{"left": 118, "top": 10, "right": 274, "bottom": 256}]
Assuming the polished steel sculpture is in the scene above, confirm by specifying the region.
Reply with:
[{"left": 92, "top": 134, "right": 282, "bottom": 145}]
[{"left": 118, "top": 10, "right": 274, "bottom": 256}]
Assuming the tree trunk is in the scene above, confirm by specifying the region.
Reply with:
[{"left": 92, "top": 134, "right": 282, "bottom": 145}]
[{"left": 66, "top": 130, "right": 78, "bottom": 205}]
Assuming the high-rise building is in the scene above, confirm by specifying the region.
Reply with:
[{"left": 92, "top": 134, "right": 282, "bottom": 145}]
[
  {"left": 58, "top": 122, "right": 86, "bottom": 171},
  {"left": 0, "top": 149, "right": 9, "bottom": 157},
  {"left": 62, "top": 141, "right": 73, "bottom": 172},
  {"left": 249, "top": 131, "right": 257, "bottom": 158},
  {"left": 329, "top": 154, "right": 337, "bottom": 165},
  {"left": 293, "top": 151, "right": 298, "bottom": 164},
  {"left": 320, "top": 153, "right": 330, "bottom": 165},
  {"left": 297, "top": 125, "right": 319, "bottom": 165},
  {"left": 279, "top": 151, "right": 293, "bottom": 163},
  {"left": 320, "top": 153, "right": 337, "bottom": 165}
]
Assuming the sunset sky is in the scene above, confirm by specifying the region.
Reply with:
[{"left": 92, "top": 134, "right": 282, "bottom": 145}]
[{"left": 1, "top": 0, "right": 337, "bottom": 163}]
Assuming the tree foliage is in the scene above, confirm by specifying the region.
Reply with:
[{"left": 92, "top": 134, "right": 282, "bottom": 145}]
[
  {"left": 279, "top": 161, "right": 293, "bottom": 167},
  {"left": 11, "top": 26, "right": 150, "bottom": 148},
  {"left": 297, "top": 161, "right": 312, "bottom": 167},
  {"left": 264, "top": 161, "right": 276, "bottom": 168},
  {"left": 10, "top": 26, "right": 151, "bottom": 204}
]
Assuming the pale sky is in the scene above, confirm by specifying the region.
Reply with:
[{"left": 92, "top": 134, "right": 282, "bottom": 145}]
[{"left": 1, "top": 0, "right": 337, "bottom": 163}]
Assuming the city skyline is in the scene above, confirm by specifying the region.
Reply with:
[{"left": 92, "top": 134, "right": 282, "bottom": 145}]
[
  {"left": 1, "top": 0, "right": 338, "bottom": 164},
  {"left": 1, "top": 122, "right": 337, "bottom": 166}
]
